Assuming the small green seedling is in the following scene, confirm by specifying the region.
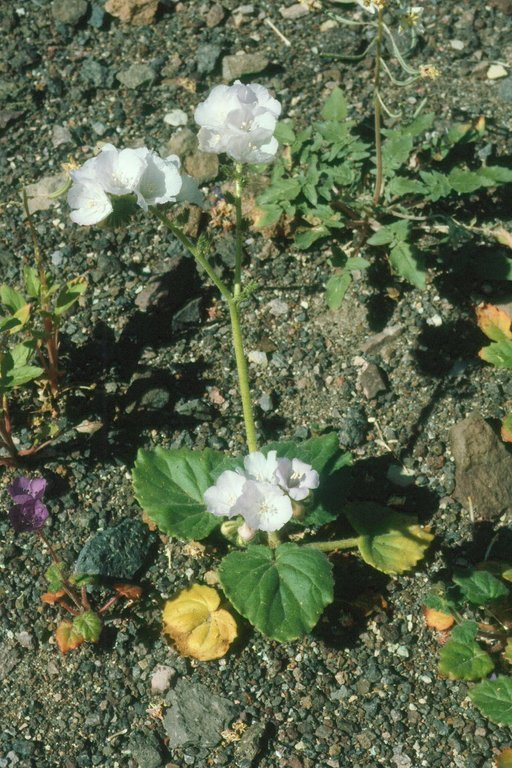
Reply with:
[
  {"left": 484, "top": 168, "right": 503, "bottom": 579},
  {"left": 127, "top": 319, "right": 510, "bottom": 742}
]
[{"left": 424, "top": 564, "right": 512, "bottom": 725}]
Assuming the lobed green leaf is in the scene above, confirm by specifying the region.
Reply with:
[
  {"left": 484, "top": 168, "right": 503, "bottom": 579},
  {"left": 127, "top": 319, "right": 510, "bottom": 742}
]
[
  {"left": 132, "top": 447, "right": 224, "bottom": 540},
  {"left": 219, "top": 543, "right": 333, "bottom": 641}
]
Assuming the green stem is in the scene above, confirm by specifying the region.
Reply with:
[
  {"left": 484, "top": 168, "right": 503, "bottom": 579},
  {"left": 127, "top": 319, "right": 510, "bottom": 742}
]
[
  {"left": 267, "top": 531, "right": 281, "bottom": 549},
  {"left": 155, "top": 210, "right": 258, "bottom": 453},
  {"left": 373, "top": 6, "right": 384, "bottom": 205},
  {"left": 233, "top": 163, "right": 244, "bottom": 300},
  {"left": 228, "top": 300, "right": 258, "bottom": 453},
  {"left": 302, "top": 537, "right": 360, "bottom": 553},
  {"left": 154, "top": 211, "right": 231, "bottom": 302}
]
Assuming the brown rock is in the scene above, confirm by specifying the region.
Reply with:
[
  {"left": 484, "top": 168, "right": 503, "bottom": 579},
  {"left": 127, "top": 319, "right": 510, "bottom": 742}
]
[
  {"left": 490, "top": 0, "right": 512, "bottom": 14},
  {"left": 450, "top": 412, "right": 512, "bottom": 520},
  {"left": 222, "top": 52, "right": 269, "bottom": 81},
  {"left": 105, "top": 0, "right": 158, "bottom": 25},
  {"left": 185, "top": 151, "right": 219, "bottom": 183},
  {"left": 357, "top": 362, "right": 387, "bottom": 400},
  {"left": 206, "top": 3, "right": 225, "bottom": 27}
]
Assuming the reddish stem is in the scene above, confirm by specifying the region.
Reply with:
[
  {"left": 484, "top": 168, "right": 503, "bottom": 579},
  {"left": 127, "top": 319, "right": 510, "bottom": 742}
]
[
  {"left": 37, "top": 530, "right": 82, "bottom": 610},
  {"left": 98, "top": 594, "right": 121, "bottom": 615}
]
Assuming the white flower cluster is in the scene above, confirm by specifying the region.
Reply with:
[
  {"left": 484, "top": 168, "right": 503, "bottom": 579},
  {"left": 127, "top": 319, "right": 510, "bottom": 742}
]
[
  {"left": 67, "top": 143, "right": 194, "bottom": 226},
  {"left": 204, "top": 451, "right": 319, "bottom": 539},
  {"left": 194, "top": 80, "right": 282, "bottom": 164}
]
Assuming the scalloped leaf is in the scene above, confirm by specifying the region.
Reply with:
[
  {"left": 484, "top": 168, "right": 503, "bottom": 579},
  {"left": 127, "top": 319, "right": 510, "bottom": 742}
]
[
  {"left": 163, "top": 584, "right": 237, "bottom": 661},
  {"left": 476, "top": 304, "right": 512, "bottom": 342},
  {"left": 423, "top": 606, "right": 454, "bottom": 631},
  {"left": 502, "top": 413, "right": 512, "bottom": 443},
  {"left": 438, "top": 621, "right": 494, "bottom": 681},
  {"left": 497, "top": 748, "right": 512, "bottom": 768},
  {"left": 343, "top": 502, "right": 433, "bottom": 575},
  {"left": 453, "top": 569, "right": 510, "bottom": 605},
  {"left": 479, "top": 339, "right": 512, "bottom": 369},
  {"left": 55, "top": 621, "right": 85, "bottom": 653},
  {"left": 45, "top": 561, "right": 67, "bottom": 592},
  {"left": 72, "top": 611, "right": 102, "bottom": 643},
  {"left": 132, "top": 447, "right": 225, "bottom": 540},
  {"left": 219, "top": 543, "right": 333, "bottom": 641},
  {"left": 470, "top": 676, "right": 512, "bottom": 725}
]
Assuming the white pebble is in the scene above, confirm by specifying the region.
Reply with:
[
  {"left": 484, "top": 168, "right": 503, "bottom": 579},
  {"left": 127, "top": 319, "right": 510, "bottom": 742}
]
[{"left": 164, "top": 109, "right": 188, "bottom": 127}]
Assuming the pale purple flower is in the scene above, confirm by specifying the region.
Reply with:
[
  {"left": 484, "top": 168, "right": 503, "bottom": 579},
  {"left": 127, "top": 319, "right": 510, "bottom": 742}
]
[
  {"left": 194, "top": 81, "right": 281, "bottom": 164},
  {"left": 243, "top": 450, "right": 278, "bottom": 483},
  {"left": 274, "top": 457, "right": 319, "bottom": 501},
  {"left": 204, "top": 470, "right": 246, "bottom": 518},
  {"left": 7, "top": 476, "right": 49, "bottom": 533},
  {"left": 232, "top": 480, "right": 293, "bottom": 532}
]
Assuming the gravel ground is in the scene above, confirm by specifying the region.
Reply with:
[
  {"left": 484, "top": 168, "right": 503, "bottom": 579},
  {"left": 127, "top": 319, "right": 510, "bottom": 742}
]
[{"left": 1, "top": 1, "right": 512, "bottom": 766}]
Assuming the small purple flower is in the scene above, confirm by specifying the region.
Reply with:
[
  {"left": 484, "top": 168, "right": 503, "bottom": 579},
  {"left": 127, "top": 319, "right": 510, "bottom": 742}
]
[
  {"left": 7, "top": 476, "right": 49, "bottom": 533},
  {"left": 274, "top": 458, "right": 319, "bottom": 501}
]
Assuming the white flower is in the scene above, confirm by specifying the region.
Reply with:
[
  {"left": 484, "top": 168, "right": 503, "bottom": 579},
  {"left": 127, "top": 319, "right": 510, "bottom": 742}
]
[
  {"left": 204, "top": 470, "right": 246, "bottom": 518},
  {"left": 133, "top": 148, "right": 183, "bottom": 210},
  {"left": 275, "top": 458, "right": 320, "bottom": 501},
  {"left": 244, "top": 450, "right": 279, "bottom": 483},
  {"left": 67, "top": 143, "right": 202, "bottom": 225},
  {"left": 232, "top": 480, "right": 293, "bottom": 532},
  {"left": 67, "top": 178, "right": 113, "bottom": 225},
  {"left": 86, "top": 143, "right": 147, "bottom": 196},
  {"left": 194, "top": 80, "right": 281, "bottom": 164}
]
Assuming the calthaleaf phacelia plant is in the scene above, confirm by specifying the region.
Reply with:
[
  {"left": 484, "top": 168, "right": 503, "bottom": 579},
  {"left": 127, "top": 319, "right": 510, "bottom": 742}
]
[
  {"left": 5, "top": 476, "right": 142, "bottom": 653},
  {"left": 66, "top": 80, "right": 433, "bottom": 649}
]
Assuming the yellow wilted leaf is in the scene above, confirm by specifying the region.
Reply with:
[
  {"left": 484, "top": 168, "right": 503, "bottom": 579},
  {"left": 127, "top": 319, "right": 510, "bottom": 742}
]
[
  {"left": 423, "top": 607, "right": 454, "bottom": 632},
  {"left": 494, "top": 227, "right": 512, "bottom": 250},
  {"left": 476, "top": 304, "right": 512, "bottom": 342},
  {"left": 163, "top": 584, "right": 237, "bottom": 661},
  {"left": 497, "top": 747, "right": 512, "bottom": 768}
]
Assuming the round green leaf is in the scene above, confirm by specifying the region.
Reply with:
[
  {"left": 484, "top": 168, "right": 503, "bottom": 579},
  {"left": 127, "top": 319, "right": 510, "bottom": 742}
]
[
  {"left": 132, "top": 447, "right": 224, "bottom": 540},
  {"left": 73, "top": 611, "right": 102, "bottom": 643},
  {"left": 453, "top": 569, "right": 509, "bottom": 605},
  {"left": 439, "top": 621, "right": 494, "bottom": 681},
  {"left": 219, "top": 543, "right": 333, "bottom": 641},
  {"left": 344, "top": 502, "right": 433, "bottom": 575},
  {"left": 470, "top": 676, "right": 512, "bottom": 725}
]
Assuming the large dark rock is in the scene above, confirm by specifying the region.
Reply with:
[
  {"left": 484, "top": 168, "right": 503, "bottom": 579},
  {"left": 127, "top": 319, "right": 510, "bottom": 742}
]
[
  {"left": 450, "top": 412, "right": 512, "bottom": 521},
  {"left": 163, "top": 680, "right": 236, "bottom": 748},
  {"left": 74, "top": 519, "right": 151, "bottom": 578}
]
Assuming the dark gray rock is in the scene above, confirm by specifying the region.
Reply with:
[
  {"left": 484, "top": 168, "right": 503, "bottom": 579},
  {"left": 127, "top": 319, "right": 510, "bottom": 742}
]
[
  {"left": 337, "top": 405, "right": 368, "bottom": 448},
  {"left": 116, "top": 63, "right": 155, "bottom": 90},
  {"left": 128, "top": 732, "right": 163, "bottom": 768},
  {"left": 134, "top": 257, "right": 196, "bottom": 313},
  {"left": 196, "top": 43, "right": 222, "bottom": 75},
  {"left": 52, "top": 0, "right": 89, "bottom": 25},
  {"left": 0, "top": 110, "right": 23, "bottom": 131},
  {"left": 74, "top": 519, "right": 151, "bottom": 578},
  {"left": 80, "top": 58, "right": 112, "bottom": 88},
  {"left": 450, "top": 412, "right": 512, "bottom": 521},
  {"left": 498, "top": 76, "right": 512, "bottom": 103},
  {"left": 234, "top": 722, "right": 266, "bottom": 765},
  {"left": 163, "top": 680, "right": 236, "bottom": 748},
  {"left": 171, "top": 297, "right": 202, "bottom": 331}
]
